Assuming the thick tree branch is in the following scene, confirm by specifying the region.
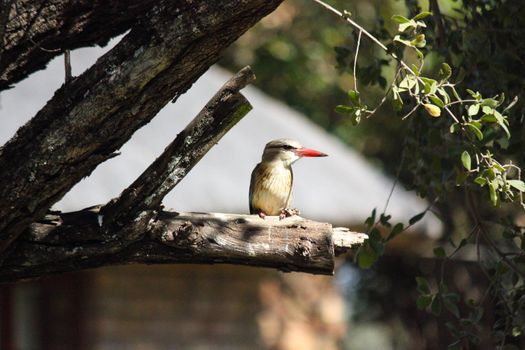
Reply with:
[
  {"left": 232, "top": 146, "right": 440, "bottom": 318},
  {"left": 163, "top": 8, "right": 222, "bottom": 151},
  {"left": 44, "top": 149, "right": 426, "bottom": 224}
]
[
  {"left": 1, "top": 0, "right": 158, "bottom": 89},
  {"left": 0, "top": 209, "right": 367, "bottom": 283},
  {"left": 0, "top": 0, "right": 283, "bottom": 253},
  {"left": 102, "top": 66, "right": 256, "bottom": 227}
]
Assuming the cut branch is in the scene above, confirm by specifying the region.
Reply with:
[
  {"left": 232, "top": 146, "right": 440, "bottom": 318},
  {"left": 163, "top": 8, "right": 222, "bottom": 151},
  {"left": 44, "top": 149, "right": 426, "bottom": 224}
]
[
  {"left": 0, "top": 0, "right": 283, "bottom": 254},
  {"left": 102, "top": 66, "right": 256, "bottom": 226},
  {"left": 0, "top": 209, "right": 367, "bottom": 283}
]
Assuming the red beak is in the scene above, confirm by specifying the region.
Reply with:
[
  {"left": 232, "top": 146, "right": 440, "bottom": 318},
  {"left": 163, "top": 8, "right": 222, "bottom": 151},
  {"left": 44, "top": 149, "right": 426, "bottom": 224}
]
[{"left": 294, "top": 147, "right": 328, "bottom": 157}]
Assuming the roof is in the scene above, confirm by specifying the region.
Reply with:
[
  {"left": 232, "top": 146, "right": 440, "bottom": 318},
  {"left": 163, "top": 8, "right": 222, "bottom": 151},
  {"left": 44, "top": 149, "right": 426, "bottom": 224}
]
[{"left": 0, "top": 40, "right": 442, "bottom": 238}]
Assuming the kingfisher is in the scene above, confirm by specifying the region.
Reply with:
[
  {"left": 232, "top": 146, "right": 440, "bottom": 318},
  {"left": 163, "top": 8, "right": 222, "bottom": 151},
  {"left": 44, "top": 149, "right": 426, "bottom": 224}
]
[{"left": 249, "top": 139, "right": 328, "bottom": 219}]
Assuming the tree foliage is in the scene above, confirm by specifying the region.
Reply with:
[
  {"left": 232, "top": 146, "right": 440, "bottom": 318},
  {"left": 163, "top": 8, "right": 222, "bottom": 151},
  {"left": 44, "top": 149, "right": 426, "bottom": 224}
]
[{"left": 223, "top": 0, "right": 525, "bottom": 348}]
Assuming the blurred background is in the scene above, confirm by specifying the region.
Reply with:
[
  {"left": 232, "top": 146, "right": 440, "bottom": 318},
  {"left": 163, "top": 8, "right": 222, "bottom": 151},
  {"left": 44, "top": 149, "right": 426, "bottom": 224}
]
[{"left": 2, "top": 0, "right": 523, "bottom": 349}]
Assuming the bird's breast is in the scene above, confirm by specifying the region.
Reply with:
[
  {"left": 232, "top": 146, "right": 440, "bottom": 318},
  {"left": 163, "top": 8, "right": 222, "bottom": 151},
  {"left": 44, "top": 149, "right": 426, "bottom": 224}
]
[{"left": 251, "top": 164, "right": 293, "bottom": 216}]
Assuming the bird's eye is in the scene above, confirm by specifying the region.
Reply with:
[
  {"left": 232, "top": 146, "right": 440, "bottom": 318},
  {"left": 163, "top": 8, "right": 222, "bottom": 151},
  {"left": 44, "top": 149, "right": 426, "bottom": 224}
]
[{"left": 282, "top": 145, "right": 295, "bottom": 150}]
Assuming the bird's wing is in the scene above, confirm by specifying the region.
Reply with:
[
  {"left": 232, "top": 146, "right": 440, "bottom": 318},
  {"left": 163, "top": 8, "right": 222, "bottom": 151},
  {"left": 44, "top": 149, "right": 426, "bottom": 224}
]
[
  {"left": 285, "top": 167, "right": 293, "bottom": 208},
  {"left": 249, "top": 163, "right": 260, "bottom": 214}
]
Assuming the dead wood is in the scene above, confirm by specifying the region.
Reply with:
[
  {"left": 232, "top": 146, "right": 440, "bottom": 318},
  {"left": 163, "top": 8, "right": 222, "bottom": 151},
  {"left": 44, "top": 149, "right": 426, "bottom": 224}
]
[{"left": 0, "top": 209, "right": 366, "bottom": 283}]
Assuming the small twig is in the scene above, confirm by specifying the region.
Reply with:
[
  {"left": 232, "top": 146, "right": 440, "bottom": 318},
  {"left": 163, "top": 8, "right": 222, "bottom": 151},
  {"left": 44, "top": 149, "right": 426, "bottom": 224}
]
[
  {"left": 381, "top": 121, "right": 409, "bottom": 215},
  {"left": 29, "top": 37, "right": 61, "bottom": 53},
  {"left": 353, "top": 29, "right": 362, "bottom": 92},
  {"left": 366, "top": 67, "right": 402, "bottom": 118},
  {"left": 439, "top": 224, "right": 479, "bottom": 284},
  {"left": 444, "top": 105, "right": 461, "bottom": 124},
  {"left": 444, "top": 99, "right": 477, "bottom": 107},
  {"left": 64, "top": 50, "right": 72, "bottom": 83},
  {"left": 311, "top": 0, "right": 422, "bottom": 83},
  {"left": 401, "top": 103, "right": 421, "bottom": 120}
]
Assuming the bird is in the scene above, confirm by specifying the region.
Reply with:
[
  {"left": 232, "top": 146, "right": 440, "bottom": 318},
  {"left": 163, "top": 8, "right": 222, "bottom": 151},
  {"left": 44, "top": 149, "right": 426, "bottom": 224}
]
[{"left": 249, "top": 139, "right": 328, "bottom": 219}]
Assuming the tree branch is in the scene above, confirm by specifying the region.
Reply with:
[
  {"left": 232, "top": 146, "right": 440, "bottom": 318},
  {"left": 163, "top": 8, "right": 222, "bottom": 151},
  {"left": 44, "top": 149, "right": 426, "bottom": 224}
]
[
  {"left": 102, "top": 66, "right": 256, "bottom": 227},
  {"left": 1, "top": 0, "right": 159, "bottom": 89},
  {"left": 0, "top": 208, "right": 367, "bottom": 283},
  {"left": 0, "top": 0, "right": 283, "bottom": 254}
]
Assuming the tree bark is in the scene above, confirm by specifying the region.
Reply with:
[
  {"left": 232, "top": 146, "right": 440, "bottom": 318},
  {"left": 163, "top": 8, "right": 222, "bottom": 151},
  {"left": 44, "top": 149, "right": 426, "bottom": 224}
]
[
  {"left": 102, "top": 66, "right": 255, "bottom": 227},
  {"left": 1, "top": 0, "right": 158, "bottom": 89},
  {"left": 0, "top": 209, "right": 367, "bottom": 283},
  {"left": 0, "top": 0, "right": 283, "bottom": 253}
]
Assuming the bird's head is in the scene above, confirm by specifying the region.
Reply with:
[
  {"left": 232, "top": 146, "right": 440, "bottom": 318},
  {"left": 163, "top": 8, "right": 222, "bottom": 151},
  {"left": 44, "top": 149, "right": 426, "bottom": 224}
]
[{"left": 261, "top": 139, "right": 327, "bottom": 166}]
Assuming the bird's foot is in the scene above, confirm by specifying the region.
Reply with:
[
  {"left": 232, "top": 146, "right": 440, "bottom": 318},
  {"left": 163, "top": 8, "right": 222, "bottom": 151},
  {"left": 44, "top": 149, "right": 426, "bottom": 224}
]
[
  {"left": 258, "top": 211, "right": 267, "bottom": 219},
  {"left": 279, "top": 208, "right": 300, "bottom": 220}
]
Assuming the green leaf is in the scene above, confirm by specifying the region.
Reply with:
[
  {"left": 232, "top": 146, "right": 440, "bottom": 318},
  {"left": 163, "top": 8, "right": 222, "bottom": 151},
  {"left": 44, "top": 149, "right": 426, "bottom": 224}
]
[
  {"left": 493, "top": 162, "right": 504, "bottom": 173},
  {"left": 379, "top": 213, "right": 391, "bottom": 226},
  {"left": 348, "top": 89, "right": 360, "bottom": 105},
  {"left": 461, "top": 151, "right": 471, "bottom": 171},
  {"left": 489, "top": 182, "right": 498, "bottom": 206},
  {"left": 357, "top": 245, "right": 378, "bottom": 269},
  {"left": 449, "top": 123, "right": 459, "bottom": 134},
  {"left": 412, "top": 34, "right": 426, "bottom": 48},
  {"left": 474, "top": 176, "right": 487, "bottom": 186},
  {"left": 413, "top": 11, "right": 432, "bottom": 20},
  {"left": 437, "top": 87, "right": 451, "bottom": 104},
  {"left": 416, "top": 277, "right": 431, "bottom": 294},
  {"left": 507, "top": 180, "right": 525, "bottom": 192},
  {"left": 335, "top": 105, "right": 355, "bottom": 115},
  {"left": 498, "top": 120, "right": 511, "bottom": 138},
  {"left": 466, "top": 123, "right": 483, "bottom": 141},
  {"left": 431, "top": 294, "right": 442, "bottom": 315},
  {"left": 482, "top": 105, "right": 493, "bottom": 114},
  {"left": 364, "top": 208, "right": 377, "bottom": 226},
  {"left": 467, "top": 89, "right": 481, "bottom": 100},
  {"left": 451, "top": 86, "right": 461, "bottom": 102},
  {"left": 392, "top": 89, "right": 403, "bottom": 111},
  {"left": 391, "top": 14, "right": 410, "bottom": 23},
  {"left": 409, "top": 211, "right": 426, "bottom": 225},
  {"left": 480, "top": 114, "right": 497, "bottom": 122},
  {"left": 497, "top": 92, "right": 505, "bottom": 106},
  {"left": 503, "top": 96, "right": 519, "bottom": 112},
  {"left": 398, "top": 22, "right": 414, "bottom": 32},
  {"left": 429, "top": 95, "right": 445, "bottom": 108},
  {"left": 421, "top": 77, "right": 437, "bottom": 92},
  {"left": 481, "top": 98, "right": 498, "bottom": 108},
  {"left": 411, "top": 64, "right": 420, "bottom": 76},
  {"left": 414, "top": 48, "right": 424, "bottom": 60},
  {"left": 386, "top": 223, "right": 404, "bottom": 241},
  {"left": 351, "top": 109, "right": 361, "bottom": 126},
  {"left": 433, "top": 246, "right": 446, "bottom": 258},
  {"left": 439, "top": 62, "right": 452, "bottom": 81},
  {"left": 399, "top": 76, "right": 417, "bottom": 90},
  {"left": 417, "top": 295, "right": 432, "bottom": 310},
  {"left": 369, "top": 239, "right": 384, "bottom": 256},
  {"left": 468, "top": 104, "right": 480, "bottom": 116}
]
